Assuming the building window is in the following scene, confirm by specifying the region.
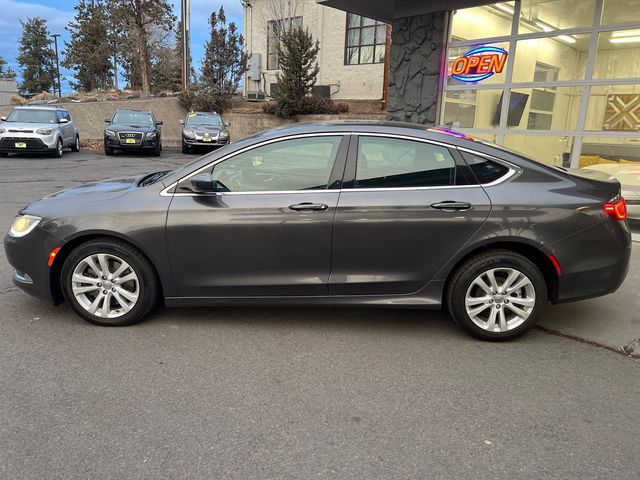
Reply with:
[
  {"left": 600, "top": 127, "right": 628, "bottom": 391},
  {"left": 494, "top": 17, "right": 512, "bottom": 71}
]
[
  {"left": 344, "top": 14, "right": 387, "bottom": 65},
  {"left": 267, "top": 16, "right": 303, "bottom": 70}
]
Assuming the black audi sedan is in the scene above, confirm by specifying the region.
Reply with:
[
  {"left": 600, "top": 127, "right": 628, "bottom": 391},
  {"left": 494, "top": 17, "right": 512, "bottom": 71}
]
[
  {"left": 180, "top": 111, "right": 231, "bottom": 153},
  {"left": 4, "top": 122, "right": 632, "bottom": 340},
  {"left": 104, "top": 109, "right": 163, "bottom": 156}
]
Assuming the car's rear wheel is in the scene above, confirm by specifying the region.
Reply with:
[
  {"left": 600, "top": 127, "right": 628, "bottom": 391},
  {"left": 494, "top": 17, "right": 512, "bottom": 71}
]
[
  {"left": 52, "top": 138, "right": 64, "bottom": 158},
  {"left": 61, "top": 239, "right": 160, "bottom": 326},
  {"left": 447, "top": 249, "right": 546, "bottom": 341},
  {"left": 71, "top": 135, "right": 80, "bottom": 152}
]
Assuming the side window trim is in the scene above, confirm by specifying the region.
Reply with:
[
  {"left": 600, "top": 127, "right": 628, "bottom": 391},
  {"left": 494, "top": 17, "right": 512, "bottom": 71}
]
[{"left": 168, "top": 133, "right": 349, "bottom": 196}]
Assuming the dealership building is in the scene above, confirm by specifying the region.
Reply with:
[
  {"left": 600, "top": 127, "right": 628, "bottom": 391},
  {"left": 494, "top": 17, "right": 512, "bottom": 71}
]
[{"left": 244, "top": 0, "right": 639, "bottom": 168}]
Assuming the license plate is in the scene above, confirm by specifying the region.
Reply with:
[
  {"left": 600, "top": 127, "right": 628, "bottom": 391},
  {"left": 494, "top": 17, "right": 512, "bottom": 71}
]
[
  {"left": 125, "top": 138, "right": 136, "bottom": 144},
  {"left": 202, "top": 137, "right": 212, "bottom": 142},
  {"left": 15, "top": 142, "right": 26, "bottom": 148}
]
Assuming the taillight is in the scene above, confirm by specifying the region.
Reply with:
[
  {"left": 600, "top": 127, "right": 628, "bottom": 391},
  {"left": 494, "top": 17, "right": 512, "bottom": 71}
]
[{"left": 603, "top": 197, "right": 627, "bottom": 221}]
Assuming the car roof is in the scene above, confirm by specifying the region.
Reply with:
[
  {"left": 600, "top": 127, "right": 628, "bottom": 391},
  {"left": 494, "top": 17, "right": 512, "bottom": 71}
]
[
  {"left": 15, "top": 105, "right": 66, "bottom": 110},
  {"left": 253, "top": 120, "right": 488, "bottom": 150},
  {"left": 114, "top": 109, "right": 153, "bottom": 114}
]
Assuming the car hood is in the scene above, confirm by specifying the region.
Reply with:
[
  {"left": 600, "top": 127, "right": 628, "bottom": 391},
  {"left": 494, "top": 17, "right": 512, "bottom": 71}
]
[
  {"left": 45, "top": 175, "right": 141, "bottom": 200},
  {"left": 185, "top": 125, "right": 225, "bottom": 134},
  {"left": 106, "top": 123, "right": 157, "bottom": 133},
  {"left": 1, "top": 121, "right": 57, "bottom": 131}
]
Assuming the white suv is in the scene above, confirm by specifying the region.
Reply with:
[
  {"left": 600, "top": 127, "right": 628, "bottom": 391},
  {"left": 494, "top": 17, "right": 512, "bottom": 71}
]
[{"left": 0, "top": 106, "right": 80, "bottom": 158}]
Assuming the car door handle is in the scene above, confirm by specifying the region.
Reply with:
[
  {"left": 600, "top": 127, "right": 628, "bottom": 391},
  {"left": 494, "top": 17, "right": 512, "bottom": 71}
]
[
  {"left": 431, "top": 201, "right": 472, "bottom": 211},
  {"left": 289, "top": 203, "right": 329, "bottom": 212}
]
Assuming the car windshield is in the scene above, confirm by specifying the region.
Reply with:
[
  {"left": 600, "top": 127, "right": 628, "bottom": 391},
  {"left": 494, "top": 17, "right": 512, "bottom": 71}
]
[
  {"left": 112, "top": 111, "right": 154, "bottom": 125},
  {"left": 6, "top": 109, "right": 57, "bottom": 124},
  {"left": 186, "top": 113, "right": 223, "bottom": 126}
]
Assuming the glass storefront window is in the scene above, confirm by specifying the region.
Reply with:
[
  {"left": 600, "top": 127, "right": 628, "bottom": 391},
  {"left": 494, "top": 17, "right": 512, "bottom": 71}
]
[
  {"left": 602, "top": 0, "right": 640, "bottom": 25},
  {"left": 511, "top": 35, "right": 590, "bottom": 82},
  {"left": 451, "top": 2, "right": 514, "bottom": 40},
  {"left": 519, "top": 0, "right": 596, "bottom": 34},
  {"left": 593, "top": 29, "right": 640, "bottom": 79},
  {"left": 585, "top": 84, "right": 640, "bottom": 131},
  {"left": 442, "top": 89, "right": 504, "bottom": 129},
  {"left": 504, "top": 135, "right": 574, "bottom": 166},
  {"left": 579, "top": 137, "right": 640, "bottom": 168},
  {"left": 506, "top": 86, "right": 582, "bottom": 130}
]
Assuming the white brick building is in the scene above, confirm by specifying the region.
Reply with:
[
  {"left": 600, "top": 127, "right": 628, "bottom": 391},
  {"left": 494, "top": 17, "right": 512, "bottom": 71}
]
[{"left": 242, "top": 0, "right": 387, "bottom": 100}]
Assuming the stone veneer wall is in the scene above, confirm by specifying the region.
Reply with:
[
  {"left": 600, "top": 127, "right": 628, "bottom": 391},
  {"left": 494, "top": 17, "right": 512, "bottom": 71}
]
[{"left": 387, "top": 11, "right": 447, "bottom": 125}]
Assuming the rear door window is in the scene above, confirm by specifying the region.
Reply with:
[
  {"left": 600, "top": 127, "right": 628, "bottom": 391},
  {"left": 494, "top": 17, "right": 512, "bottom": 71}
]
[{"left": 354, "top": 136, "right": 457, "bottom": 188}]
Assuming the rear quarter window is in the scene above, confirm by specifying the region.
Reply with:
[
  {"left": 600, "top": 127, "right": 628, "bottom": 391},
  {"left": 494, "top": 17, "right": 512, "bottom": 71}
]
[{"left": 461, "top": 151, "right": 510, "bottom": 184}]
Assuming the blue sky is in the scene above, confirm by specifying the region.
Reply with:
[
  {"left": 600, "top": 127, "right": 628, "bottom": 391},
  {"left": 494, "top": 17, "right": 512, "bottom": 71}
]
[{"left": 0, "top": 0, "right": 244, "bottom": 93}]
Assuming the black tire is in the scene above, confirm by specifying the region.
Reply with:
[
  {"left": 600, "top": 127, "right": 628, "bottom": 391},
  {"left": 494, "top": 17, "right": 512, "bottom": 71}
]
[
  {"left": 71, "top": 135, "right": 80, "bottom": 152},
  {"left": 151, "top": 142, "right": 161, "bottom": 156},
  {"left": 52, "top": 138, "right": 64, "bottom": 158},
  {"left": 182, "top": 143, "right": 190, "bottom": 154},
  {"left": 104, "top": 146, "right": 114, "bottom": 156},
  {"left": 0, "top": 152, "right": 8, "bottom": 157},
  {"left": 60, "top": 238, "right": 161, "bottom": 327},
  {"left": 447, "top": 249, "right": 547, "bottom": 341}
]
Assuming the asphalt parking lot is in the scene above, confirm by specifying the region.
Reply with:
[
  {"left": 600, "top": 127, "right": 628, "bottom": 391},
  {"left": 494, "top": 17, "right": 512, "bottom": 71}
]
[{"left": 1, "top": 149, "right": 639, "bottom": 479}]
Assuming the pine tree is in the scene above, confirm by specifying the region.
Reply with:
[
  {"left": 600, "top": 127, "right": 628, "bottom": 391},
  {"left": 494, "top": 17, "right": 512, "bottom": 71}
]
[
  {"left": 62, "top": 0, "right": 113, "bottom": 92},
  {"left": 16, "top": 18, "right": 56, "bottom": 95},
  {"left": 0, "top": 57, "right": 16, "bottom": 78},
  {"left": 274, "top": 26, "right": 320, "bottom": 118},
  {"left": 110, "top": 0, "right": 176, "bottom": 95},
  {"left": 197, "top": 6, "right": 249, "bottom": 112}
]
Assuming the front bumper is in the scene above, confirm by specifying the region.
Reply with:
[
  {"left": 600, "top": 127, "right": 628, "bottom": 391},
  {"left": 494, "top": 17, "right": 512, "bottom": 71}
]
[
  {"left": 183, "top": 137, "right": 230, "bottom": 147},
  {"left": 4, "top": 227, "right": 64, "bottom": 304},
  {"left": 0, "top": 134, "right": 58, "bottom": 152},
  {"left": 105, "top": 135, "right": 159, "bottom": 150}
]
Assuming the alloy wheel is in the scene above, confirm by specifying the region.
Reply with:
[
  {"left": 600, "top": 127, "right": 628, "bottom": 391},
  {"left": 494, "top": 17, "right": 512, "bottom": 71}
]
[
  {"left": 464, "top": 267, "right": 536, "bottom": 333},
  {"left": 71, "top": 253, "right": 140, "bottom": 319}
]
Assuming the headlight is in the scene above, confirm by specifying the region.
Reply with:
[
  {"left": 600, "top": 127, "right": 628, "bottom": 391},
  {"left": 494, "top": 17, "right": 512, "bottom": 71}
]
[
  {"left": 219, "top": 130, "right": 230, "bottom": 139},
  {"left": 105, "top": 129, "right": 116, "bottom": 137},
  {"left": 146, "top": 131, "right": 157, "bottom": 140},
  {"left": 183, "top": 129, "right": 195, "bottom": 139},
  {"left": 9, "top": 215, "right": 41, "bottom": 238},
  {"left": 36, "top": 128, "right": 54, "bottom": 135}
]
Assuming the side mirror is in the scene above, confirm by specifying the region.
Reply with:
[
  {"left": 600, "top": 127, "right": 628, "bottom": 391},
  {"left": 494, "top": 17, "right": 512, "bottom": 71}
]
[
  {"left": 156, "top": 120, "right": 163, "bottom": 126},
  {"left": 189, "top": 173, "right": 214, "bottom": 193},
  {"left": 58, "top": 118, "right": 69, "bottom": 124},
  {"left": 0, "top": 116, "right": 6, "bottom": 121},
  {"left": 224, "top": 121, "right": 231, "bottom": 127},
  {"left": 104, "top": 118, "right": 111, "bottom": 123},
  {"left": 179, "top": 119, "right": 184, "bottom": 125}
]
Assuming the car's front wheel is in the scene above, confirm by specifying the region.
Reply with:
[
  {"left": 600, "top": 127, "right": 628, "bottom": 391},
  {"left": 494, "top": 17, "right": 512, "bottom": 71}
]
[
  {"left": 52, "top": 138, "right": 64, "bottom": 158},
  {"left": 71, "top": 135, "right": 80, "bottom": 152},
  {"left": 61, "top": 239, "right": 160, "bottom": 326},
  {"left": 447, "top": 249, "right": 546, "bottom": 341}
]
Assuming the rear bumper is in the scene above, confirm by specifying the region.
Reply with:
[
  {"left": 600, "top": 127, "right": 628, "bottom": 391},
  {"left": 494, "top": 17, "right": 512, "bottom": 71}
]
[
  {"left": 549, "top": 221, "right": 632, "bottom": 303},
  {"left": 4, "top": 228, "right": 64, "bottom": 304}
]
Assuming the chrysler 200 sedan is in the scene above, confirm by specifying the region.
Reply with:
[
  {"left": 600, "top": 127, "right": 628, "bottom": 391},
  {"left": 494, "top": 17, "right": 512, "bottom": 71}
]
[{"left": 4, "top": 122, "right": 632, "bottom": 340}]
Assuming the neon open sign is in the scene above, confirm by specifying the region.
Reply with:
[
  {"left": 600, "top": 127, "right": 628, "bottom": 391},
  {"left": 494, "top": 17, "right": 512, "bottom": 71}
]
[{"left": 451, "top": 46, "right": 508, "bottom": 82}]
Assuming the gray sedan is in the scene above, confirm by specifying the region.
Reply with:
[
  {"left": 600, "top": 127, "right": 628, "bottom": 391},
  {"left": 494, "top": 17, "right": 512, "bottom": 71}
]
[{"left": 4, "top": 122, "right": 632, "bottom": 340}]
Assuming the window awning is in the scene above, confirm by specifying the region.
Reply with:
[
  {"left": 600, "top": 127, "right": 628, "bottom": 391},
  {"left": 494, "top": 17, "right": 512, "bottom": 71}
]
[{"left": 316, "top": 0, "right": 494, "bottom": 23}]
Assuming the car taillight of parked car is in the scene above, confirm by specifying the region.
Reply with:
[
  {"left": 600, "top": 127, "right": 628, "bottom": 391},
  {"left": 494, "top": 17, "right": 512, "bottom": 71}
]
[{"left": 604, "top": 197, "right": 627, "bottom": 221}]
